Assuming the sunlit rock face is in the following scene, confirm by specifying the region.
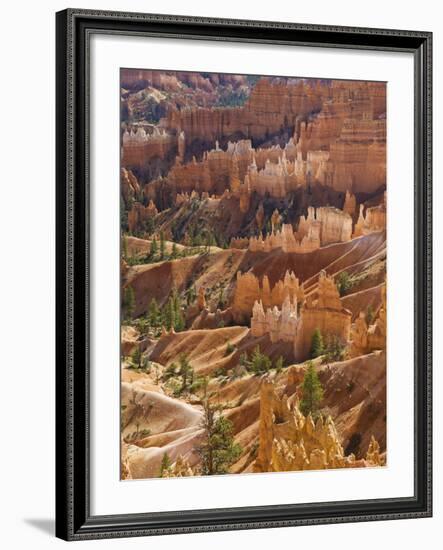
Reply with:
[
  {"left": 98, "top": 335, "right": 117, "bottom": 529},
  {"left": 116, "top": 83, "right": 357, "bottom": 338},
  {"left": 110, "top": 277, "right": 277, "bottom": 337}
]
[
  {"left": 233, "top": 270, "right": 303, "bottom": 321},
  {"left": 248, "top": 272, "right": 352, "bottom": 363},
  {"left": 353, "top": 193, "right": 387, "bottom": 237},
  {"left": 349, "top": 283, "right": 386, "bottom": 358},
  {"left": 165, "top": 78, "right": 327, "bottom": 145},
  {"left": 253, "top": 377, "right": 384, "bottom": 473},
  {"left": 294, "top": 271, "right": 352, "bottom": 361},
  {"left": 122, "top": 126, "right": 178, "bottom": 168}
]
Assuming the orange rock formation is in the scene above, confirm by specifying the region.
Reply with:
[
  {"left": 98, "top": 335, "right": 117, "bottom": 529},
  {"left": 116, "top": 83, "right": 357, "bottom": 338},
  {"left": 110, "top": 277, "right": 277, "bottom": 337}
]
[
  {"left": 233, "top": 270, "right": 303, "bottom": 319},
  {"left": 122, "top": 126, "right": 178, "bottom": 168},
  {"left": 165, "top": 78, "right": 326, "bottom": 144},
  {"left": 250, "top": 272, "right": 351, "bottom": 362},
  {"left": 127, "top": 200, "right": 158, "bottom": 233},
  {"left": 349, "top": 283, "right": 386, "bottom": 357},
  {"left": 353, "top": 194, "right": 387, "bottom": 237},
  {"left": 160, "top": 78, "right": 386, "bottom": 196},
  {"left": 294, "top": 271, "right": 351, "bottom": 360},
  {"left": 245, "top": 206, "right": 352, "bottom": 253},
  {"left": 254, "top": 377, "right": 383, "bottom": 472}
]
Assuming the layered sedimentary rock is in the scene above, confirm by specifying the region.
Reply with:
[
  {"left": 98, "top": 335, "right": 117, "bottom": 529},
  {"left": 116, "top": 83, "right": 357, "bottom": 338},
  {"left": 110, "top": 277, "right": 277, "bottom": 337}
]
[
  {"left": 349, "top": 283, "right": 386, "bottom": 357},
  {"left": 253, "top": 377, "right": 383, "bottom": 472},
  {"left": 249, "top": 272, "right": 351, "bottom": 362},
  {"left": 233, "top": 270, "right": 303, "bottom": 319},
  {"left": 122, "top": 126, "right": 178, "bottom": 168},
  {"left": 251, "top": 296, "right": 298, "bottom": 342},
  {"left": 249, "top": 223, "right": 321, "bottom": 253},
  {"left": 353, "top": 194, "right": 387, "bottom": 237},
  {"left": 165, "top": 77, "right": 326, "bottom": 145},
  {"left": 297, "top": 206, "right": 352, "bottom": 245},
  {"left": 320, "top": 118, "right": 386, "bottom": 194},
  {"left": 343, "top": 190, "right": 357, "bottom": 216},
  {"left": 121, "top": 69, "right": 249, "bottom": 93},
  {"left": 127, "top": 200, "right": 158, "bottom": 233},
  {"left": 123, "top": 77, "right": 386, "bottom": 199},
  {"left": 245, "top": 206, "right": 352, "bottom": 253},
  {"left": 166, "top": 139, "right": 254, "bottom": 196},
  {"left": 121, "top": 167, "right": 141, "bottom": 203},
  {"left": 294, "top": 271, "right": 351, "bottom": 360}
]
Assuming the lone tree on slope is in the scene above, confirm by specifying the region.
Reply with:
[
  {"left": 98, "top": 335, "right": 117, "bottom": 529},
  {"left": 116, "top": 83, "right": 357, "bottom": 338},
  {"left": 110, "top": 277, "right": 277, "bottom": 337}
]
[{"left": 300, "top": 361, "right": 324, "bottom": 417}]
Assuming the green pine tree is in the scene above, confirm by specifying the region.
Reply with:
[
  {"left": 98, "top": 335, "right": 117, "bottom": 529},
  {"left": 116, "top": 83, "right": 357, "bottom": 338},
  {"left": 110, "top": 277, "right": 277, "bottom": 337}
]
[
  {"left": 131, "top": 346, "right": 142, "bottom": 369},
  {"left": 196, "top": 396, "right": 242, "bottom": 475},
  {"left": 122, "top": 236, "right": 128, "bottom": 260},
  {"left": 178, "top": 354, "right": 194, "bottom": 392},
  {"left": 124, "top": 285, "right": 135, "bottom": 320},
  {"left": 149, "top": 237, "right": 158, "bottom": 259},
  {"left": 275, "top": 356, "right": 284, "bottom": 373},
  {"left": 310, "top": 328, "right": 324, "bottom": 358},
  {"left": 159, "top": 452, "right": 172, "bottom": 477},
  {"left": 186, "top": 285, "right": 197, "bottom": 305},
  {"left": 249, "top": 346, "right": 272, "bottom": 374},
  {"left": 148, "top": 298, "right": 160, "bottom": 328},
  {"left": 145, "top": 216, "right": 155, "bottom": 236},
  {"left": 163, "top": 297, "right": 175, "bottom": 331},
  {"left": 217, "top": 288, "right": 225, "bottom": 310},
  {"left": 159, "top": 231, "right": 166, "bottom": 259},
  {"left": 336, "top": 271, "right": 353, "bottom": 296},
  {"left": 300, "top": 361, "right": 324, "bottom": 417}
]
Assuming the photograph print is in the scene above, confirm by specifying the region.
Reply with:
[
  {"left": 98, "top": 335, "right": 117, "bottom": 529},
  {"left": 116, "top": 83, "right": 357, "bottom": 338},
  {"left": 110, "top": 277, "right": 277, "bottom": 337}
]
[{"left": 119, "top": 69, "right": 387, "bottom": 480}]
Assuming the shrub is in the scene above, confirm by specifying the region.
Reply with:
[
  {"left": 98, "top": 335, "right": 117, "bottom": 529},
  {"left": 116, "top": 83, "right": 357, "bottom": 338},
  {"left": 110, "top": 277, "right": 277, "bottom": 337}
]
[
  {"left": 324, "top": 334, "right": 346, "bottom": 362},
  {"left": 310, "top": 328, "right": 324, "bottom": 358},
  {"left": 274, "top": 356, "right": 284, "bottom": 373},
  {"left": 366, "top": 304, "right": 375, "bottom": 325},
  {"left": 336, "top": 271, "right": 353, "bottom": 296},
  {"left": 249, "top": 346, "right": 272, "bottom": 374},
  {"left": 225, "top": 342, "right": 236, "bottom": 356}
]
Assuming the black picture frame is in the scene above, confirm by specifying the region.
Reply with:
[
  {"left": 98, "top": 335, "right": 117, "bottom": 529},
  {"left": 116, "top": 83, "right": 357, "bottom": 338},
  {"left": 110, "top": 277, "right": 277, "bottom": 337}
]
[{"left": 55, "top": 8, "right": 432, "bottom": 541}]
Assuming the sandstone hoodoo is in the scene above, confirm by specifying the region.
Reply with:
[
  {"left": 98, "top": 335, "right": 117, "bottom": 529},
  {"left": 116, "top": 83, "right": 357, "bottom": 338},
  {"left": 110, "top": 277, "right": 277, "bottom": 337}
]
[
  {"left": 250, "top": 271, "right": 352, "bottom": 362},
  {"left": 120, "top": 69, "right": 387, "bottom": 480}
]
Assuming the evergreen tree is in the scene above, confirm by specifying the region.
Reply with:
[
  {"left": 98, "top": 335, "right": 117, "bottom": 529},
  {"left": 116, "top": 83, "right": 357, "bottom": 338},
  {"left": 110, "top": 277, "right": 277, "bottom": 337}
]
[
  {"left": 239, "top": 352, "right": 249, "bottom": 368},
  {"left": 159, "top": 452, "right": 172, "bottom": 477},
  {"left": 145, "top": 216, "right": 155, "bottom": 236},
  {"left": 124, "top": 285, "right": 135, "bottom": 320},
  {"left": 178, "top": 354, "right": 194, "bottom": 392},
  {"left": 300, "top": 361, "right": 324, "bottom": 417},
  {"left": 131, "top": 346, "right": 142, "bottom": 369},
  {"left": 324, "top": 334, "right": 346, "bottom": 362},
  {"left": 336, "top": 271, "right": 353, "bottom": 296},
  {"left": 148, "top": 298, "right": 160, "bottom": 328},
  {"left": 163, "top": 298, "right": 175, "bottom": 330},
  {"left": 159, "top": 231, "right": 166, "bottom": 259},
  {"left": 275, "top": 356, "right": 284, "bottom": 373},
  {"left": 249, "top": 346, "right": 272, "bottom": 374},
  {"left": 149, "top": 237, "right": 158, "bottom": 259},
  {"left": 174, "top": 310, "right": 185, "bottom": 332},
  {"left": 186, "top": 285, "right": 197, "bottom": 305},
  {"left": 122, "top": 236, "right": 128, "bottom": 260},
  {"left": 217, "top": 288, "right": 225, "bottom": 310},
  {"left": 170, "top": 288, "right": 185, "bottom": 331},
  {"left": 163, "top": 362, "right": 177, "bottom": 381},
  {"left": 310, "top": 328, "right": 324, "bottom": 358},
  {"left": 196, "top": 395, "right": 242, "bottom": 475}
]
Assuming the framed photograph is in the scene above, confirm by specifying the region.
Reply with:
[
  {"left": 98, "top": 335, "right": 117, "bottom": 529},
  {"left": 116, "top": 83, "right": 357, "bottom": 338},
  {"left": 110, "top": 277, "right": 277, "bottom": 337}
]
[{"left": 55, "top": 9, "right": 432, "bottom": 541}]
